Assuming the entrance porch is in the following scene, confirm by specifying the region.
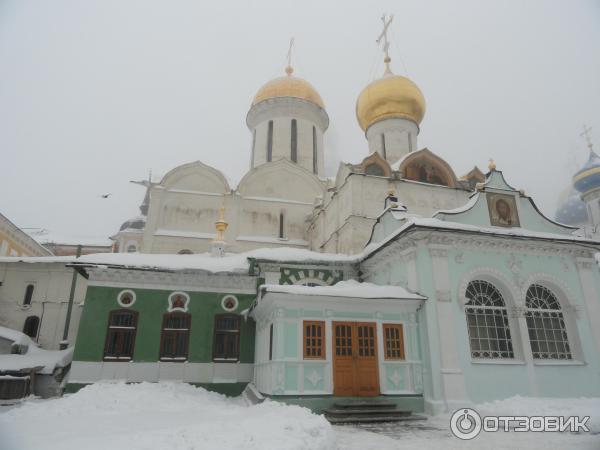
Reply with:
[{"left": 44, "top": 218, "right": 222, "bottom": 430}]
[{"left": 249, "top": 281, "right": 427, "bottom": 409}]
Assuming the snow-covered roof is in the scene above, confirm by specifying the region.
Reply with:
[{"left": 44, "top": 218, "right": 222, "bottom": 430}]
[
  {"left": 364, "top": 217, "right": 600, "bottom": 259},
  {"left": 0, "top": 247, "right": 357, "bottom": 274},
  {"left": 27, "top": 228, "right": 113, "bottom": 247},
  {"left": 0, "top": 326, "right": 73, "bottom": 374},
  {"left": 261, "top": 280, "right": 425, "bottom": 300}
]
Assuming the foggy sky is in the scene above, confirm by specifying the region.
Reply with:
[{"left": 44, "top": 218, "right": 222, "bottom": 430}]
[{"left": 1, "top": 0, "right": 599, "bottom": 240}]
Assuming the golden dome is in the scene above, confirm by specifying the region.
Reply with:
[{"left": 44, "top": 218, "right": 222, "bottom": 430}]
[
  {"left": 252, "top": 67, "right": 324, "bottom": 109},
  {"left": 356, "top": 74, "right": 426, "bottom": 131}
]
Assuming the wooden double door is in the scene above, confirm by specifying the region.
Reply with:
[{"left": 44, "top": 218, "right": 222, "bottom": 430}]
[{"left": 332, "top": 322, "right": 380, "bottom": 397}]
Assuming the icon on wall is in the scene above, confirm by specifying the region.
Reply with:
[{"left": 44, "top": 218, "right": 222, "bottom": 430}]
[{"left": 487, "top": 193, "right": 520, "bottom": 228}]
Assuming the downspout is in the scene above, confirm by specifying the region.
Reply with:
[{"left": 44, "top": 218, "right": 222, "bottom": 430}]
[{"left": 60, "top": 245, "right": 81, "bottom": 350}]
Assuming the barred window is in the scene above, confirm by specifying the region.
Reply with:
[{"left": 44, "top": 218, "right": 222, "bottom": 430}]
[
  {"left": 465, "top": 280, "right": 514, "bottom": 359},
  {"left": 525, "top": 284, "right": 572, "bottom": 360},
  {"left": 303, "top": 321, "right": 325, "bottom": 359},
  {"left": 104, "top": 310, "right": 138, "bottom": 360},
  {"left": 383, "top": 324, "right": 405, "bottom": 360},
  {"left": 160, "top": 313, "right": 191, "bottom": 361},
  {"left": 213, "top": 315, "right": 240, "bottom": 361}
]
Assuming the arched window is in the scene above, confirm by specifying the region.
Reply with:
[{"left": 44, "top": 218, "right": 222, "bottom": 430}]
[
  {"left": 291, "top": 119, "right": 297, "bottom": 163},
  {"left": 160, "top": 312, "right": 191, "bottom": 361},
  {"left": 525, "top": 284, "right": 572, "bottom": 360},
  {"left": 465, "top": 280, "right": 514, "bottom": 359},
  {"left": 103, "top": 309, "right": 138, "bottom": 360},
  {"left": 312, "top": 126, "right": 317, "bottom": 174},
  {"left": 126, "top": 244, "right": 137, "bottom": 253},
  {"left": 23, "top": 284, "right": 34, "bottom": 306},
  {"left": 23, "top": 316, "right": 40, "bottom": 339},
  {"left": 213, "top": 314, "right": 241, "bottom": 361},
  {"left": 267, "top": 120, "right": 273, "bottom": 162},
  {"left": 177, "top": 249, "right": 193, "bottom": 255}
]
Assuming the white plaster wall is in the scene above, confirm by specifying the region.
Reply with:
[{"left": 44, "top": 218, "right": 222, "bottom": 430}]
[
  {"left": 309, "top": 174, "right": 471, "bottom": 254},
  {"left": 247, "top": 98, "right": 327, "bottom": 176},
  {"left": 0, "top": 262, "right": 87, "bottom": 349},
  {"left": 367, "top": 118, "right": 418, "bottom": 165}
]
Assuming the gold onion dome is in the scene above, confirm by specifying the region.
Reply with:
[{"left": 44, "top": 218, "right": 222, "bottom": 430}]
[
  {"left": 252, "top": 66, "right": 325, "bottom": 109},
  {"left": 356, "top": 72, "right": 426, "bottom": 132}
]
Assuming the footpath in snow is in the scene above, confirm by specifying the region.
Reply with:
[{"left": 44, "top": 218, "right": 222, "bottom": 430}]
[{"left": 0, "top": 382, "right": 599, "bottom": 450}]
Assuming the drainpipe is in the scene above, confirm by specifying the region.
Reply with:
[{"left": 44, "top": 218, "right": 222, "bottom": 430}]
[{"left": 60, "top": 245, "right": 81, "bottom": 350}]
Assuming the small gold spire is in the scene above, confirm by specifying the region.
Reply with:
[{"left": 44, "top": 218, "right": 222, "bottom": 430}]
[
  {"left": 214, "top": 204, "right": 228, "bottom": 242},
  {"left": 488, "top": 159, "right": 497, "bottom": 171},
  {"left": 285, "top": 37, "right": 295, "bottom": 77}
]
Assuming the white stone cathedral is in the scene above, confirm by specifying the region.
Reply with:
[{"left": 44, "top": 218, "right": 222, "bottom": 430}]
[{"left": 112, "top": 48, "right": 491, "bottom": 255}]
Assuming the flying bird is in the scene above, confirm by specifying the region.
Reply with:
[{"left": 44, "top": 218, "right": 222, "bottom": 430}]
[{"left": 100, "top": 193, "right": 112, "bottom": 198}]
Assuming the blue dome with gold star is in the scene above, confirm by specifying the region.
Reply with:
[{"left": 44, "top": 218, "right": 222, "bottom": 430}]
[
  {"left": 573, "top": 150, "right": 600, "bottom": 194},
  {"left": 555, "top": 189, "right": 589, "bottom": 225}
]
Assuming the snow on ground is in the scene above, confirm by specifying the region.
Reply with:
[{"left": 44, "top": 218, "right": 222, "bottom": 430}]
[
  {"left": 0, "top": 383, "right": 598, "bottom": 450},
  {"left": 0, "top": 326, "right": 73, "bottom": 374},
  {"left": 0, "top": 382, "right": 334, "bottom": 450}
]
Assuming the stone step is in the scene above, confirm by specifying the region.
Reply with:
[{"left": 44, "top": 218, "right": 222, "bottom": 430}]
[
  {"left": 326, "top": 414, "right": 428, "bottom": 425},
  {"left": 323, "top": 408, "right": 412, "bottom": 416},
  {"left": 333, "top": 400, "right": 397, "bottom": 409}
]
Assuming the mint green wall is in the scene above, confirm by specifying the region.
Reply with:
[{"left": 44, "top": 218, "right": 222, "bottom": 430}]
[
  {"left": 446, "top": 248, "right": 600, "bottom": 401},
  {"left": 73, "top": 286, "right": 255, "bottom": 364}
]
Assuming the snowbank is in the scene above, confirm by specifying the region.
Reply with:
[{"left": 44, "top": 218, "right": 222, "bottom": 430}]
[
  {"left": 0, "top": 382, "right": 334, "bottom": 450},
  {"left": 0, "top": 326, "right": 73, "bottom": 374}
]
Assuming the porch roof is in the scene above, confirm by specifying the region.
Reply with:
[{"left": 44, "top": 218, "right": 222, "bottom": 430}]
[{"left": 260, "top": 280, "right": 425, "bottom": 300}]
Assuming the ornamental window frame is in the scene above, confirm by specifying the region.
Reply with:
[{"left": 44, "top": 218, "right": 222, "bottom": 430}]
[
  {"left": 221, "top": 295, "right": 239, "bottom": 312},
  {"left": 103, "top": 309, "right": 138, "bottom": 361},
  {"left": 159, "top": 312, "right": 191, "bottom": 362},
  {"left": 117, "top": 289, "right": 136, "bottom": 308},
  {"left": 168, "top": 291, "right": 190, "bottom": 313}
]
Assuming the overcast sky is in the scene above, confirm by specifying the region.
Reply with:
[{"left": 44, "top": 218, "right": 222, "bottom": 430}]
[{"left": 1, "top": 0, "right": 599, "bottom": 240}]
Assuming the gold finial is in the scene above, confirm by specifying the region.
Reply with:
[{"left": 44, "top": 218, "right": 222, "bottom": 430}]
[
  {"left": 581, "top": 124, "right": 594, "bottom": 152},
  {"left": 285, "top": 37, "right": 294, "bottom": 76},
  {"left": 376, "top": 14, "right": 394, "bottom": 75},
  {"left": 488, "top": 159, "right": 497, "bottom": 171},
  {"left": 214, "top": 203, "right": 228, "bottom": 242}
]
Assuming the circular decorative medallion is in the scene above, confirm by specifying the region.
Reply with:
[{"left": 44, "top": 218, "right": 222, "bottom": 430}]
[
  {"left": 221, "top": 295, "right": 239, "bottom": 312},
  {"left": 117, "top": 289, "right": 136, "bottom": 307}
]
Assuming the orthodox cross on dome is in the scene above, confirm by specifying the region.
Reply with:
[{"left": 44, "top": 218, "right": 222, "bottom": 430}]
[
  {"left": 581, "top": 124, "right": 594, "bottom": 152},
  {"left": 376, "top": 14, "right": 394, "bottom": 75},
  {"left": 285, "top": 37, "right": 295, "bottom": 76},
  {"left": 130, "top": 170, "right": 158, "bottom": 216}
]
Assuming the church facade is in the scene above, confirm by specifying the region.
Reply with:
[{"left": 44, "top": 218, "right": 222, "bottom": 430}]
[{"left": 64, "top": 45, "right": 600, "bottom": 414}]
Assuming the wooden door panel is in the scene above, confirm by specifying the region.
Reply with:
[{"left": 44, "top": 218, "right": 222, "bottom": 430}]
[
  {"left": 333, "top": 322, "right": 354, "bottom": 396},
  {"left": 333, "top": 322, "right": 380, "bottom": 397}
]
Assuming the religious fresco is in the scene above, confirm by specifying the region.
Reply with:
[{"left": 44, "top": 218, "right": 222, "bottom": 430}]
[
  {"left": 487, "top": 193, "right": 520, "bottom": 227},
  {"left": 404, "top": 161, "right": 449, "bottom": 186}
]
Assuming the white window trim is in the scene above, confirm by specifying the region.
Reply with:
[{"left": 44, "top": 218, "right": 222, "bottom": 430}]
[{"left": 117, "top": 289, "right": 136, "bottom": 307}]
